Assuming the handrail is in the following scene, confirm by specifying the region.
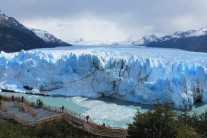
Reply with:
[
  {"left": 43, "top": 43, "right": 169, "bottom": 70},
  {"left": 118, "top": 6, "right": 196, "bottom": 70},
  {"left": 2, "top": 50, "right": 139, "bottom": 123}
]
[
  {"left": 1, "top": 95, "right": 127, "bottom": 137},
  {"left": 43, "top": 104, "right": 62, "bottom": 113},
  {"left": 65, "top": 109, "right": 85, "bottom": 120},
  {"left": 35, "top": 113, "right": 64, "bottom": 125},
  {"left": 1, "top": 100, "right": 7, "bottom": 112},
  {"left": 14, "top": 114, "right": 32, "bottom": 126},
  {"left": 64, "top": 113, "right": 84, "bottom": 125},
  {"left": 14, "top": 114, "right": 24, "bottom": 124},
  {"left": 14, "top": 101, "right": 20, "bottom": 106},
  {"left": 82, "top": 121, "right": 94, "bottom": 133},
  {"left": 14, "top": 101, "right": 37, "bottom": 117},
  {"left": 82, "top": 121, "right": 127, "bottom": 138},
  {"left": 64, "top": 112, "right": 127, "bottom": 137},
  {"left": 23, "top": 105, "right": 37, "bottom": 117},
  {"left": 0, "top": 112, "right": 14, "bottom": 118},
  {"left": 23, "top": 98, "right": 31, "bottom": 106}
]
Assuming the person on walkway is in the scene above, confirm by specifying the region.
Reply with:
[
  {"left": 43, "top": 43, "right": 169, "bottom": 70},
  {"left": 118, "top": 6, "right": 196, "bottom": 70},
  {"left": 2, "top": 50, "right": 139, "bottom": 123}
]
[
  {"left": 61, "top": 106, "right": 64, "bottom": 112},
  {"left": 12, "top": 95, "right": 14, "bottom": 101},
  {"left": 0, "top": 95, "right": 2, "bottom": 108},
  {"left": 86, "top": 115, "right": 90, "bottom": 122},
  {"left": 0, "top": 95, "right": 2, "bottom": 101},
  {"left": 21, "top": 96, "right": 24, "bottom": 103}
]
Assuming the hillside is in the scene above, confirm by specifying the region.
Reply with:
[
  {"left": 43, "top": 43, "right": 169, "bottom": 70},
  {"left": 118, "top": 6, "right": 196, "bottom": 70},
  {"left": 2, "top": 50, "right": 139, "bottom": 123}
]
[
  {"left": 132, "top": 27, "right": 207, "bottom": 52},
  {"left": 0, "top": 11, "right": 71, "bottom": 53}
]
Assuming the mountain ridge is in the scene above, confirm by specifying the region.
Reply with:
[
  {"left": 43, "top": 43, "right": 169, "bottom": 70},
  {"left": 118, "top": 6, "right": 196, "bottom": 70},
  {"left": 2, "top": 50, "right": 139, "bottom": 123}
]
[
  {"left": 0, "top": 11, "right": 71, "bottom": 53},
  {"left": 132, "top": 27, "right": 207, "bottom": 52}
]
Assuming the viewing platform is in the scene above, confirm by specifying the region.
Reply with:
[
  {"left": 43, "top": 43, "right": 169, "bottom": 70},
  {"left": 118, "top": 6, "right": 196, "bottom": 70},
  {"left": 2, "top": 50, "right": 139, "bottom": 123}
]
[{"left": 0, "top": 95, "right": 127, "bottom": 138}]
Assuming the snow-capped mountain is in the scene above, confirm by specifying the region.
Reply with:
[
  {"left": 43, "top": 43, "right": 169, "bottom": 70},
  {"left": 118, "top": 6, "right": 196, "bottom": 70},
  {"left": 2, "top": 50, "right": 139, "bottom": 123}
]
[
  {"left": 0, "top": 10, "right": 29, "bottom": 32},
  {"left": 132, "top": 35, "right": 159, "bottom": 46},
  {"left": 155, "top": 27, "right": 207, "bottom": 42},
  {"left": 0, "top": 11, "right": 71, "bottom": 52},
  {"left": 133, "top": 27, "right": 207, "bottom": 52},
  {"left": 31, "top": 29, "right": 70, "bottom": 46}
]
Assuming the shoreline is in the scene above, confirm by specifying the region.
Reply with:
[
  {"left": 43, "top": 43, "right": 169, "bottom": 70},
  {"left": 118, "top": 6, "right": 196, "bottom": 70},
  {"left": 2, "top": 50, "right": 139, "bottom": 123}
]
[{"left": 1, "top": 88, "right": 207, "bottom": 114}]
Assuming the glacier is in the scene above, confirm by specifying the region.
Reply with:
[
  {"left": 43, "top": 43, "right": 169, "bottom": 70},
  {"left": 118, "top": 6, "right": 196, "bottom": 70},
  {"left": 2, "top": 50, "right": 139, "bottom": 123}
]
[{"left": 0, "top": 45, "right": 206, "bottom": 109}]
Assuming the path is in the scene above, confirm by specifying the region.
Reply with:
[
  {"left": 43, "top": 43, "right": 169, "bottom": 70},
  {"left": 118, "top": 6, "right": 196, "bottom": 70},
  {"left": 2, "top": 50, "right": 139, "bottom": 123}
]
[{"left": 0, "top": 96, "right": 127, "bottom": 138}]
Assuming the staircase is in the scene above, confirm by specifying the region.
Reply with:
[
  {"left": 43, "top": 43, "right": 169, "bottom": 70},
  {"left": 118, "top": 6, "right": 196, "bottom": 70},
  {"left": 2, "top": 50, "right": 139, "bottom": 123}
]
[
  {"left": 14, "top": 112, "right": 35, "bottom": 126},
  {"left": 1, "top": 96, "right": 127, "bottom": 138},
  {"left": 64, "top": 112, "right": 127, "bottom": 138},
  {"left": 84, "top": 122, "right": 127, "bottom": 138}
]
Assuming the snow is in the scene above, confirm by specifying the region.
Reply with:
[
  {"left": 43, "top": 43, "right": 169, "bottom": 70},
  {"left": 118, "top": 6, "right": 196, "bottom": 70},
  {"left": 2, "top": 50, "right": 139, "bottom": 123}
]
[
  {"left": 0, "top": 11, "right": 4, "bottom": 16},
  {"left": 186, "top": 27, "right": 207, "bottom": 37},
  {"left": 0, "top": 11, "right": 8, "bottom": 20},
  {"left": 132, "top": 35, "right": 159, "bottom": 46},
  {"left": 133, "top": 27, "right": 207, "bottom": 46},
  {"left": 31, "top": 29, "right": 52, "bottom": 42},
  {"left": 159, "top": 27, "right": 207, "bottom": 40},
  {"left": 0, "top": 45, "right": 206, "bottom": 109},
  {"left": 31, "top": 29, "right": 62, "bottom": 43}
]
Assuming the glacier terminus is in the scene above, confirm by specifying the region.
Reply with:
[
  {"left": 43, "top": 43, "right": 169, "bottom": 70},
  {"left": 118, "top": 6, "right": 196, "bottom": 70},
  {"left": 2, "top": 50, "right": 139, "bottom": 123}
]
[{"left": 0, "top": 45, "right": 206, "bottom": 110}]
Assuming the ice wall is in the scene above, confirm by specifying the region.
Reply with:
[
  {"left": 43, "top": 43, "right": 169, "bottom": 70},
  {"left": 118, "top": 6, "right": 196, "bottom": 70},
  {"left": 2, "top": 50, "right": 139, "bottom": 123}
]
[{"left": 0, "top": 48, "right": 206, "bottom": 109}]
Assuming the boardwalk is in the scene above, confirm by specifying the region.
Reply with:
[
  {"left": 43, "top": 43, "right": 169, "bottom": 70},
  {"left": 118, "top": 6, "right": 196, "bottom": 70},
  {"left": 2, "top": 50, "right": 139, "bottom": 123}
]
[
  {"left": 0, "top": 95, "right": 127, "bottom": 138},
  {"left": 0, "top": 100, "right": 63, "bottom": 126}
]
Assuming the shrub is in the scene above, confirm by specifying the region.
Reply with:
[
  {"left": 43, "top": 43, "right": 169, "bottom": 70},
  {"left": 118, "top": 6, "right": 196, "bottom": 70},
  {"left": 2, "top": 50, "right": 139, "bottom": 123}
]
[
  {"left": 127, "top": 104, "right": 177, "bottom": 138},
  {"left": 127, "top": 104, "right": 200, "bottom": 138},
  {"left": 36, "top": 99, "right": 43, "bottom": 108}
]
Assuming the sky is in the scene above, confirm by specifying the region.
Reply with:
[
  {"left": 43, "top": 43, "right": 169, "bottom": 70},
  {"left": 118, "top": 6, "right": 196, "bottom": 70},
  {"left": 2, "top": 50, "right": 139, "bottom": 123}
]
[{"left": 1, "top": 0, "right": 207, "bottom": 42}]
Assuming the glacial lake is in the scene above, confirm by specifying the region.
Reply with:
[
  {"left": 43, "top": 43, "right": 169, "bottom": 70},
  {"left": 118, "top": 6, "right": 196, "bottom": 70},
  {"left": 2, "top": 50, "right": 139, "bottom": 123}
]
[{"left": 1, "top": 91, "right": 207, "bottom": 128}]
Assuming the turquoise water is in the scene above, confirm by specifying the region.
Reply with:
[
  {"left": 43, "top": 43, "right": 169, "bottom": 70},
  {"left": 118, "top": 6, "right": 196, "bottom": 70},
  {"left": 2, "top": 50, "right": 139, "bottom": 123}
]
[{"left": 1, "top": 91, "right": 207, "bottom": 128}]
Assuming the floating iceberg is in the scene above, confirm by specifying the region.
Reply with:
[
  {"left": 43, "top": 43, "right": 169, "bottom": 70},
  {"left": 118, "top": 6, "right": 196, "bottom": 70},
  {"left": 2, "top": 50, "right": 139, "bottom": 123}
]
[{"left": 0, "top": 46, "right": 206, "bottom": 109}]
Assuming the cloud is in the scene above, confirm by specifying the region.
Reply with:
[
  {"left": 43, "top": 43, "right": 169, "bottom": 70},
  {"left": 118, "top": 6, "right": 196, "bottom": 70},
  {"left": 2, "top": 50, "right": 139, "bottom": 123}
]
[
  {"left": 22, "top": 16, "right": 129, "bottom": 42},
  {"left": 169, "top": 16, "right": 200, "bottom": 31},
  {"left": 1, "top": 0, "right": 207, "bottom": 42}
]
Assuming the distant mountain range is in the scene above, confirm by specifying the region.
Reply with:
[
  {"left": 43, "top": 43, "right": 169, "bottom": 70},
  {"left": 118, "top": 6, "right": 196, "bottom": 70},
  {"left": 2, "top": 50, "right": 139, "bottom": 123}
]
[
  {"left": 1, "top": 10, "right": 207, "bottom": 53},
  {"left": 132, "top": 27, "right": 207, "bottom": 52},
  {"left": 0, "top": 11, "right": 71, "bottom": 52}
]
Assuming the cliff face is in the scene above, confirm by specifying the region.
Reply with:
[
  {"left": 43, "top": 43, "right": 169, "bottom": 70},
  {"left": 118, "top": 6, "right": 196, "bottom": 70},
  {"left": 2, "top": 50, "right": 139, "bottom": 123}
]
[{"left": 0, "top": 46, "right": 206, "bottom": 110}]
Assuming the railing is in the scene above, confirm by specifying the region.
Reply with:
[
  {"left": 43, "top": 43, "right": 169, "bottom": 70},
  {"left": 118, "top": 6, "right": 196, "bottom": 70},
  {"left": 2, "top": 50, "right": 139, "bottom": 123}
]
[
  {"left": 14, "top": 101, "right": 37, "bottom": 117},
  {"left": 14, "top": 114, "right": 25, "bottom": 124},
  {"left": 23, "top": 105, "right": 37, "bottom": 117},
  {"left": 35, "top": 113, "right": 64, "bottom": 125},
  {"left": 65, "top": 109, "right": 85, "bottom": 120},
  {"left": 43, "top": 104, "right": 62, "bottom": 113},
  {"left": 1, "top": 94, "right": 127, "bottom": 137},
  {"left": 14, "top": 101, "right": 20, "bottom": 106},
  {"left": 1, "top": 100, "right": 7, "bottom": 112},
  {"left": 0, "top": 112, "right": 14, "bottom": 119},
  {"left": 63, "top": 110, "right": 127, "bottom": 137},
  {"left": 12, "top": 110, "right": 63, "bottom": 126},
  {"left": 82, "top": 121, "right": 94, "bottom": 133},
  {"left": 23, "top": 98, "right": 31, "bottom": 106},
  {"left": 13, "top": 114, "right": 34, "bottom": 126},
  {"left": 64, "top": 112, "right": 84, "bottom": 126},
  {"left": 82, "top": 119, "right": 127, "bottom": 138},
  {"left": 28, "top": 107, "right": 37, "bottom": 117}
]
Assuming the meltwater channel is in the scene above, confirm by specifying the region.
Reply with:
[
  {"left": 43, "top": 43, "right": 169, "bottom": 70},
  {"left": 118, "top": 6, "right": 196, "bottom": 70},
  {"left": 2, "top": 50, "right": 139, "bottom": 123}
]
[{"left": 1, "top": 91, "right": 207, "bottom": 128}]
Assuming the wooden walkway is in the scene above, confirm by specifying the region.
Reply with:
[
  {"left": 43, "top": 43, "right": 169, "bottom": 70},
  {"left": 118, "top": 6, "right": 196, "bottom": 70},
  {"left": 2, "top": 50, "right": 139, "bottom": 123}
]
[{"left": 0, "top": 95, "right": 127, "bottom": 138}]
